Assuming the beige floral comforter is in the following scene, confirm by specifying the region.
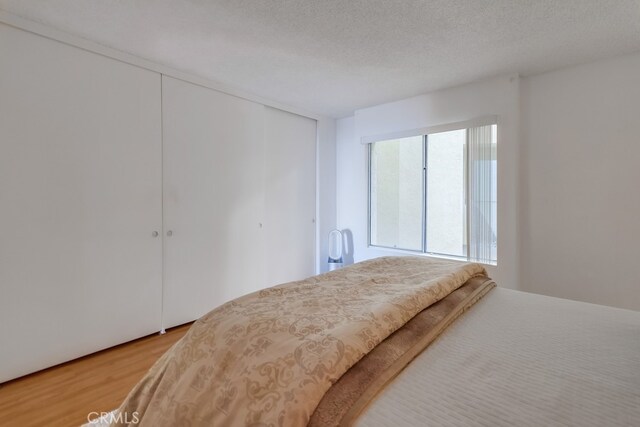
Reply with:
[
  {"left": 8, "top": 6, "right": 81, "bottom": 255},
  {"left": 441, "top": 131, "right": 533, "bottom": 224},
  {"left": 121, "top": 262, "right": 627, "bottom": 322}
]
[{"left": 112, "top": 256, "right": 486, "bottom": 426}]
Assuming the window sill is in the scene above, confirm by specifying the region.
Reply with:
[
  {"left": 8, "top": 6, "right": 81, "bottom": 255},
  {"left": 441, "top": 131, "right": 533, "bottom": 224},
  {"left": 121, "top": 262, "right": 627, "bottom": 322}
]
[{"left": 367, "top": 244, "right": 497, "bottom": 267}]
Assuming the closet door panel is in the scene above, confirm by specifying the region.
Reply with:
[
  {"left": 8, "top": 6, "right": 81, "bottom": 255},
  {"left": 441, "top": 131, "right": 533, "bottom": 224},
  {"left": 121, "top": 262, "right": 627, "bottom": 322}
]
[
  {"left": 162, "top": 77, "right": 266, "bottom": 328},
  {"left": 0, "top": 24, "right": 162, "bottom": 382},
  {"left": 264, "top": 107, "right": 317, "bottom": 286}
]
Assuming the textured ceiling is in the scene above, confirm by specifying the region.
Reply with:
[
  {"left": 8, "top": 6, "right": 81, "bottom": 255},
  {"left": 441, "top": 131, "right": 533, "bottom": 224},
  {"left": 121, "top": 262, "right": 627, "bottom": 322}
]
[{"left": 2, "top": 1, "right": 640, "bottom": 118}]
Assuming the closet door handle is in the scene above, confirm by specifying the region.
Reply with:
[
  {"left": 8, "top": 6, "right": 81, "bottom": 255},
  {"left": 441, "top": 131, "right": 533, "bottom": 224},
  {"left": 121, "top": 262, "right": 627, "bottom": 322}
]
[
  {"left": 167, "top": 230, "right": 173, "bottom": 237},
  {"left": 152, "top": 231, "right": 159, "bottom": 237}
]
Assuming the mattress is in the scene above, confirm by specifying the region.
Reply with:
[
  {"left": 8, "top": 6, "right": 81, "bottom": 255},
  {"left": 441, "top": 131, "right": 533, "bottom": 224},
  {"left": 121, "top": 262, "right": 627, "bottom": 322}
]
[{"left": 357, "top": 287, "right": 640, "bottom": 426}]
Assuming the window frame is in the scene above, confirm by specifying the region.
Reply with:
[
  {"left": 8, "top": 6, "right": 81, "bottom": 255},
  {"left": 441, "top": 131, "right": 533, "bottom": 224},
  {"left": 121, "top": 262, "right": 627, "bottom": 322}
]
[{"left": 367, "top": 119, "right": 497, "bottom": 264}]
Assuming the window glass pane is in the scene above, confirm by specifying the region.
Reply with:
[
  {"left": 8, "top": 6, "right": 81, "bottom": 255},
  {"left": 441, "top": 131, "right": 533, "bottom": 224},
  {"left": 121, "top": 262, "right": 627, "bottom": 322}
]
[
  {"left": 370, "top": 136, "right": 423, "bottom": 250},
  {"left": 426, "top": 129, "right": 466, "bottom": 257}
]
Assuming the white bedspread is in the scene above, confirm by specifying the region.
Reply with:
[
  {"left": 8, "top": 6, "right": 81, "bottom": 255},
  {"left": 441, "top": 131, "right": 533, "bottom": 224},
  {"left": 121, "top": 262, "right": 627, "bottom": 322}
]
[{"left": 357, "top": 288, "right": 640, "bottom": 426}]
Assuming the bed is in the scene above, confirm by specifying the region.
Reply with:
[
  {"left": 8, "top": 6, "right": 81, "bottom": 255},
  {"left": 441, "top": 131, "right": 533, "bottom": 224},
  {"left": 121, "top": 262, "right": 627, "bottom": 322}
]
[
  {"left": 98, "top": 256, "right": 640, "bottom": 426},
  {"left": 356, "top": 287, "right": 640, "bottom": 426}
]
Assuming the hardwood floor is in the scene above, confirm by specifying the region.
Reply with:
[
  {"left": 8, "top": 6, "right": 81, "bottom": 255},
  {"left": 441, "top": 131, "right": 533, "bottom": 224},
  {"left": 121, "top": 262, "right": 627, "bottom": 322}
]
[{"left": 0, "top": 324, "right": 191, "bottom": 427}]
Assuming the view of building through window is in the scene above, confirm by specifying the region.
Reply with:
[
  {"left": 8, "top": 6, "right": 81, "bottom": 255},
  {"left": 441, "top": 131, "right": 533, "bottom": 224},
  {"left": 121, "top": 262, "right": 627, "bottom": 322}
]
[
  {"left": 370, "top": 135, "right": 423, "bottom": 251},
  {"left": 369, "top": 124, "right": 497, "bottom": 264},
  {"left": 426, "top": 129, "right": 466, "bottom": 257}
]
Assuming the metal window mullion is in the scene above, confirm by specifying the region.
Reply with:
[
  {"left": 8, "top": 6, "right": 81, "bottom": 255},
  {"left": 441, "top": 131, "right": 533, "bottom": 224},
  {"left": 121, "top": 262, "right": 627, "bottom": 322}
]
[
  {"left": 485, "top": 126, "right": 490, "bottom": 262},
  {"left": 481, "top": 127, "right": 484, "bottom": 262},
  {"left": 422, "top": 135, "right": 428, "bottom": 253},
  {"left": 465, "top": 129, "right": 471, "bottom": 261},
  {"left": 367, "top": 143, "right": 372, "bottom": 248}
]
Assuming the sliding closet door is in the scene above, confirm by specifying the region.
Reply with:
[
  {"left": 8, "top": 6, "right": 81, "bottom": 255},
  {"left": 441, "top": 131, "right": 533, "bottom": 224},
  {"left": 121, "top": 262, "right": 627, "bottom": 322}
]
[
  {"left": 264, "top": 107, "right": 317, "bottom": 286},
  {"left": 0, "top": 24, "right": 162, "bottom": 382},
  {"left": 162, "top": 77, "right": 266, "bottom": 328}
]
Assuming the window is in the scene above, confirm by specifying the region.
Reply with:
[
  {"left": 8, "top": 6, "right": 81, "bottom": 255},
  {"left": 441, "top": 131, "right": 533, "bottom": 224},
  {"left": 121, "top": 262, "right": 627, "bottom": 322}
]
[{"left": 369, "top": 123, "right": 497, "bottom": 264}]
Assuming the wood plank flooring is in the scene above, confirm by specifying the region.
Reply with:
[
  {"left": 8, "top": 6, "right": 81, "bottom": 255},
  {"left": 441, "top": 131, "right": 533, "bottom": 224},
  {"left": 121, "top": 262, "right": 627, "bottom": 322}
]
[{"left": 0, "top": 324, "right": 191, "bottom": 427}]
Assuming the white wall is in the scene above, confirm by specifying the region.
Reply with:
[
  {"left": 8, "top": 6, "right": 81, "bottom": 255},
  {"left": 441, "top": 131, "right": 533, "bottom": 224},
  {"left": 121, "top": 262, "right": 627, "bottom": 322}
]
[
  {"left": 336, "top": 75, "right": 521, "bottom": 288},
  {"left": 520, "top": 52, "right": 640, "bottom": 311},
  {"left": 337, "top": 52, "right": 640, "bottom": 311},
  {"left": 336, "top": 115, "right": 361, "bottom": 267},
  {"left": 316, "top": 118, "right": 337, "bottom": 273}
]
